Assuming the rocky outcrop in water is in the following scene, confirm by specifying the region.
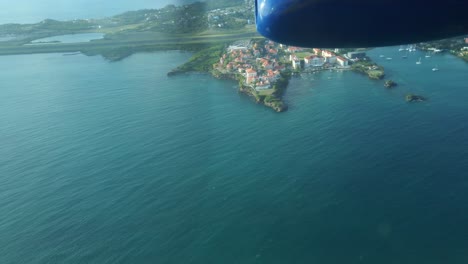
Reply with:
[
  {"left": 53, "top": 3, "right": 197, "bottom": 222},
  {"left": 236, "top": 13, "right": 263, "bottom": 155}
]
[{"left": 406, "top": 94, "right": 426, "bottom": 102}]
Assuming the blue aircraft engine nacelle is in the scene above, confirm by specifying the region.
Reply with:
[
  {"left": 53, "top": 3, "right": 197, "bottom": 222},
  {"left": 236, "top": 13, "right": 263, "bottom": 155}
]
[{"left": 255, "top": 0, "right": 468, "bottom": 48}]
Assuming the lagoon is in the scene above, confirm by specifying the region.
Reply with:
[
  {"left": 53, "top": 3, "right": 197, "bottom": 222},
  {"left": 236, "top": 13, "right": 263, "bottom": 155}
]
[{"left": 29, "top": 33, "right": 104, "bottom": 44}]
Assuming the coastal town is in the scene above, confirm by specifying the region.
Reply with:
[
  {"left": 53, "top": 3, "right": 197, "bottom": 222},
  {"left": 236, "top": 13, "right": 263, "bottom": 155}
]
[
  {"left": 210, "top": 39, "right": 377, "bottom": 112},
  {"left": 0, "top": 0, "right": 466, "bottom": 113}
]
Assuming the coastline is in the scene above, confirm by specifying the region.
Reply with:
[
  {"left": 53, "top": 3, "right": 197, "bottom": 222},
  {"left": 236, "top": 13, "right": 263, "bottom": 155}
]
[
  {"left": 167, "top": 40, "right": 387, "bottom": 112},
  {"left": 169, "top": 54, "right": 289, "bottom": 112},
  {"left": 167, "top": 39, "right": 291, "bottom": 112}
]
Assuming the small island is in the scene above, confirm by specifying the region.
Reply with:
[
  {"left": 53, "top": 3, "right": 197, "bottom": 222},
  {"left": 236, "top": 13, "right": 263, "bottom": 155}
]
[
  {"left": 384, "top": 80, "right": 397, "bottom": 88},
  {"left": 406, "top": 94, "right": 426, "bottom": 102},
  {"left": 351, "top": 59, "right": 385, "bottom": 80}
]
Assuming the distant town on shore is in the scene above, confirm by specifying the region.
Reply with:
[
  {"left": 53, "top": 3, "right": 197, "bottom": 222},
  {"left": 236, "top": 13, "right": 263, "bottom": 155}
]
[{"left": 1, "top": 0, "right": 467, "bottom": 111}]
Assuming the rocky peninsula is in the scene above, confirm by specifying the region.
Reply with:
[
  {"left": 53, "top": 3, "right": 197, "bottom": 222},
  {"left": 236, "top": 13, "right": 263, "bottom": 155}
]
[
  {"left": 168, "top": 40, "right": 388, "bottom": 112},
  {"left": 351, "top": 60, "right": 385, "bottom": 80}
]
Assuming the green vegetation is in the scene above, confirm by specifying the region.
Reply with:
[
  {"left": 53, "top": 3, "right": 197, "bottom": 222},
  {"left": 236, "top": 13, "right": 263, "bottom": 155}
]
[
  {"left": 255, "top": 72, "right": 290, "bottom": 112},
  {"left": 0, "top": 28, "right": 259, "bottom": 61},
  {"left": 168, "top": 44, "right": 225, "bottom": 74},
  {"left": 264, "top": 95, "right": 287, "bottom": 112},
  {"left": 0, "top": 19, "right": 97, "bottom": 36},
  {"left": 257, "top": 89, "right": 275, "bottom": 96},
  {"left": 334, "top": 48, "right": 368, "bottom": 56},
  {"left": 204, "top": 0, "right": 246, "bottom": 10},
  {"left": 368, "top": 70, "right": 385, "bottom": 80},
  {"left": 406, "top": 94, "right": 426, "bottom": 102},
  {"left": 458, "top": 51, "right": 468, "bottom": 62},
  {"left": 294, "top": 51, "right": 314, "bottom": 59},
  {"left": 417, "top": 36, "right": 468, "bottom": 62},
  {"left": 128, "top": 3, "right": 208, "bottom": 34},
  {"left": 272, "top": 73, "right": 291, "bottom": 97},
  {"left": 101, "top": 0, "right": 249, "bottom": 34},
  {"left": 384, "top": 80, "right": 397, "bottom": 88},
  {"left": 351, "top": 59, "right": 385, "bottom": 80},
  {"left": 418, "top": 37, "right": 463, "bottom": 51},
  {"left": 0, "top": 0, "right": 258, "bottom": 61}
]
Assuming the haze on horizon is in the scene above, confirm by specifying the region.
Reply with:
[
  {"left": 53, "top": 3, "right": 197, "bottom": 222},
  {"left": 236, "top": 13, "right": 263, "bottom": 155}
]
[{"left": 0, "top": 0, "right": 199, "bottom": 24}]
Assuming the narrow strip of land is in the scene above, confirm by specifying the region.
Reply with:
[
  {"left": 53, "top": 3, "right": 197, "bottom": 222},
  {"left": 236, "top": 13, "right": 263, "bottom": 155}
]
[{"left": 0, "top": 30, "right": 261, "bottom": 60}]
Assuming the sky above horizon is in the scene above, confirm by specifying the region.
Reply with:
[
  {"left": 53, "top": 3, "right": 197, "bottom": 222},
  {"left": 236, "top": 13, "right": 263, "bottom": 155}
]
[{"left": 0, "top": 0, "right": 196, "bottom": 24}]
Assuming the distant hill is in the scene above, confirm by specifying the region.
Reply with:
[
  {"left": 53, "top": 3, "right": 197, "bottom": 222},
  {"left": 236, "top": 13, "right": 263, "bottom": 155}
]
[
  {"left": 0, "top": 0, "right": 251, "bottom": 36},
  {"left": 110, "top": 0, "right": 250, "bottom": 34}
]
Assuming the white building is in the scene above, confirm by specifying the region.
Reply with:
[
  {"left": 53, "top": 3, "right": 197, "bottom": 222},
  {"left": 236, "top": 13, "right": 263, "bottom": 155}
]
[
  {"left": 322, "top": 50, "right": 335, "bottom": 58},
  {"left": 292, "top": 59, "right": 301, "bottom": 69},
  {"left": 289, "top": 54, "right": 299, "bottom": 61},
  {"left": 304, "top": 55, "right": 325, "bottom": 67},
  {"left": 337, "top": 56, "right": 349, "bottom": 67},
  {"left": 322, "top": 50, "right": 337, "bottom": 64},
  {"left": 245, "top": 68, "right": 257, "bottom": 78}
]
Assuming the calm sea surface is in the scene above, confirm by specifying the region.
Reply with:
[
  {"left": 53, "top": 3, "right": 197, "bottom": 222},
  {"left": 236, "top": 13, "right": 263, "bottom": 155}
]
[{"left": 1, "top": 47, "right": 468, "bottom": 264}]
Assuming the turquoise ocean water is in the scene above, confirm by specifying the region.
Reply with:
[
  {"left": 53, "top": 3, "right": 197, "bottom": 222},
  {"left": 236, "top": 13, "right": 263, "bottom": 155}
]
[{"left": 1, "top": 47, "right": 468, "bottom": 264}]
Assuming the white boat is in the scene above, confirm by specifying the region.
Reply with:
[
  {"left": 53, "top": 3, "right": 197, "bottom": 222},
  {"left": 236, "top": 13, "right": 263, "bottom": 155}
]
[
  {"left": 379, "top": 55, "right": 385, "bottom": 58},
  {"left": 425, "top": 52, "right": 431, "bottom": 58},
  {"left": 407, "top": 45, "right": 416, "bottom": 52},
  {"left": 386, "top": 57, "right": 392, "bottom": 60},
  {"left": 416, "top": 57, "right": 422, "bottom": 64},
  {"left": 432, "top": 65, "right": 439, "bottom": 71},
  {"left": 399, "top": 45, "right": 405, "bottom": 51}
]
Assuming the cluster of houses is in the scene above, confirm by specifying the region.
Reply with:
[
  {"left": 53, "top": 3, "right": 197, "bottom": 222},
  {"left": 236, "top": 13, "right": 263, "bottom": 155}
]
[
  {"left": 215, "top": 40, "right": 286, "bottom": 91},
  {"left": 460, "top": 38, "right": 468, "bottom": 55},
  {"left": 460, "top": 46, "right": 468, "bottom": 57},
  {"left": 206, "top": 4, "right": 253, "bottom": 28},
  {"left": 214, "top": 40, "right": 359, "bottom": 91}
]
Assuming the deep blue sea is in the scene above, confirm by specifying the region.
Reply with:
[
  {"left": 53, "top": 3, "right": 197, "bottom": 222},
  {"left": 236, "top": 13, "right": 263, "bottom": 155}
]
[{"left": 1, "top": 47, "right": 468, "bottom": 264}]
